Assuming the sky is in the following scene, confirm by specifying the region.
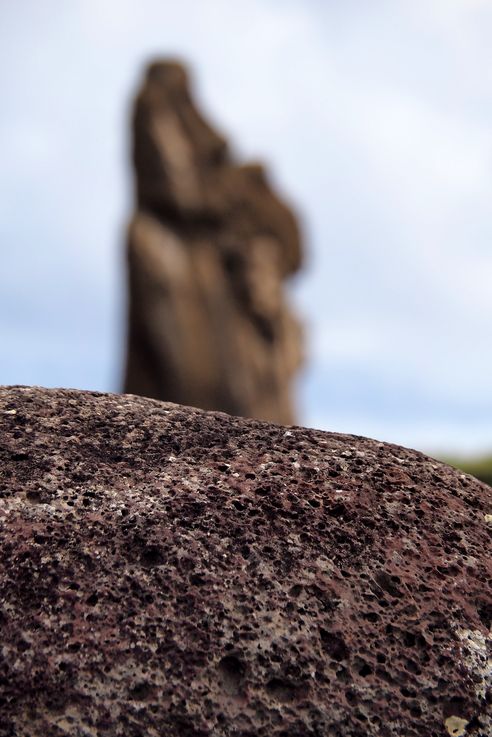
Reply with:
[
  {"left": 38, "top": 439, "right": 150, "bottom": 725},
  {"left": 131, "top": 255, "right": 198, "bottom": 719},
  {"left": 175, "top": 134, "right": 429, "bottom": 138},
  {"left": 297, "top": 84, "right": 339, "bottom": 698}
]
[{"left": 0, "top": 0, "right": 491, "bottom": 456}]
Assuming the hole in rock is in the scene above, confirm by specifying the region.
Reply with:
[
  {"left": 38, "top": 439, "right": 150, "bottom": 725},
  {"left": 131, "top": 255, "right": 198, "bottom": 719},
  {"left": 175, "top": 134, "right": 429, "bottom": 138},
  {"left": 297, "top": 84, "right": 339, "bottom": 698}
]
[
  {"left": 327, "top": 503, "right": 347, "bottom": 519},
  {"left": 289, "top": 584, "right": 303, "bottom": 597},
  {"left": 189, "top": 573, "right": 206, "bottom": 586},
  {"left": 25, "top": 491, "right": 42, "bottom": 504},
  {"left": 266, "top": 677, "right": 305, "bottom": 703},
  {"left": 129, "top": 681, "right": 156, "bottom": 701},
  {"left": 374, "top": 570, "right": 402, "bottom": 598},
  {"left": 218, "top": 655, "right": 245, "bottom": 697},
  {"left": 319, "top": 629, "right": 349, "bottom": 662},
  {"left": 12, "top": 452, "right": 29, "bottom": 461},
  {"left": 140, "top": 546, "right": 164, "bottom": 567}
]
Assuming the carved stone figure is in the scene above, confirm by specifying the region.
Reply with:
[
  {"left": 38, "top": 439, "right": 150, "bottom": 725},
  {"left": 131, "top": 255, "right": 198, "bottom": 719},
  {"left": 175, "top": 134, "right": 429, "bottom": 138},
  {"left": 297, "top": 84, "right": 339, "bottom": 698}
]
[{"left": 124, "top": 61, "right": 303, "bottom": 424}]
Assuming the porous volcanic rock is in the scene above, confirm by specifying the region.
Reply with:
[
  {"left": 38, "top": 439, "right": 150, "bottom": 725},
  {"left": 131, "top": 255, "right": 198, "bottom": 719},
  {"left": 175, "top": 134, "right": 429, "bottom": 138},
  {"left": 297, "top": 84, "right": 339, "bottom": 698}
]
[
  {"left": 0, "top": 386, "right": 491, "bottom": 737},
  {"left": 123, "top": 60, "right": 303, "bottom": 424}
]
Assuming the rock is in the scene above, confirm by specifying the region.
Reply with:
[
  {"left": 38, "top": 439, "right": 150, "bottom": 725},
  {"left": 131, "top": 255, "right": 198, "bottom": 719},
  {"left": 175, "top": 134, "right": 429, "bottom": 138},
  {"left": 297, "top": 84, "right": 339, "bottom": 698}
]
[
  {"left": 123, "top": 60, "right": 303, "bottom": 425},
  {"left": 0, "top": 386, "right": 490, "bottom": 737}
]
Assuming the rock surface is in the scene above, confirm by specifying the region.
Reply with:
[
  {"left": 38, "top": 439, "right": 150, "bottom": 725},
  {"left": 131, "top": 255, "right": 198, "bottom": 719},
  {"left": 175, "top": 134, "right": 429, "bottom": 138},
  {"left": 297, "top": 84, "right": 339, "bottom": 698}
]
[
  {"left": 124, "top": 60, "right": 303, "bottom": 424},
  {"left": 0, "top": 386, "right": 491, "bottom": 737}
]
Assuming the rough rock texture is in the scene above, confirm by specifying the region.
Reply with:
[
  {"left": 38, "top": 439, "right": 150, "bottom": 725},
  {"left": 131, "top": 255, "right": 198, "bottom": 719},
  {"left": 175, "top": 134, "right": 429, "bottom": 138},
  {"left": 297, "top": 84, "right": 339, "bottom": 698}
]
[
  {"left": 123, "top": 60, "right": 303, "bottom": 424},
  {"left": 0, "top": 386, "right": 491, "bottom": 737}
]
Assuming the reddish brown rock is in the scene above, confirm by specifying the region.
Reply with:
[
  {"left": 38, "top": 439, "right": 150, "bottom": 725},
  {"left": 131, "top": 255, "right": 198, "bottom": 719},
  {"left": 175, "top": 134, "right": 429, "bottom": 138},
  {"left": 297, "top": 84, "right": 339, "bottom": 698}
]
[
  {"left": 0, "top": 386, "right": 491, "bottom": 737},
  {"left": 123, "top": 60, "right": 303, "bottom": 424}
]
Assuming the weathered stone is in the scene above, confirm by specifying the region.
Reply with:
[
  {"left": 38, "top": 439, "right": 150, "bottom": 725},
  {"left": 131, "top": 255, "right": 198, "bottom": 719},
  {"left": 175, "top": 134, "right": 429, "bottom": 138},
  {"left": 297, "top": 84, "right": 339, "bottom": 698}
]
[
  {"left": 124, "top": 60, "right": 303, "bottom": 424},
  {"left": 0, "top": 386, "right": 490, "bottom": 737}
]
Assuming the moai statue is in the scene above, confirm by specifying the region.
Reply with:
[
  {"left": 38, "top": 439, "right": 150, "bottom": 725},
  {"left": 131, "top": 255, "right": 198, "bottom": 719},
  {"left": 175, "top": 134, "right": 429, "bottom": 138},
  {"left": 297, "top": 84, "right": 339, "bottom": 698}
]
[{"left": 124, "top": 61, "right": 304, "bottom": 424}]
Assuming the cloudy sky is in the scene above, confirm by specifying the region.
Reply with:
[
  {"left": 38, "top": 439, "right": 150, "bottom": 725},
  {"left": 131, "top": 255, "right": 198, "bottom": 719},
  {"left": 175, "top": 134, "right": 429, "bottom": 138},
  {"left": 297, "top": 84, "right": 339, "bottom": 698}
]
[{"left": 1, "top": 0, "right": 491, "bottom": 456}]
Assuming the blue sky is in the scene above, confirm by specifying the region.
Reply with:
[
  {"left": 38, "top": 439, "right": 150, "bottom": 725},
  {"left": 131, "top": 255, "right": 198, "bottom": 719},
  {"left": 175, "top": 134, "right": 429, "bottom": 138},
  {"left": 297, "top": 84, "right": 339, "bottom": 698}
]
[{"left": 1, "top": 0, "right": 491, "bottom": 455}]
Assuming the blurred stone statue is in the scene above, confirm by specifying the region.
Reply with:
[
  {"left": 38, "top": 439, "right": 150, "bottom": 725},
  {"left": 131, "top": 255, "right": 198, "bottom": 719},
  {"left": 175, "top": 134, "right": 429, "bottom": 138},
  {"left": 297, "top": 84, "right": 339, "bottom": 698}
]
[{"left": 124, "top": 60, "right": 304, "bottom": 424}]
